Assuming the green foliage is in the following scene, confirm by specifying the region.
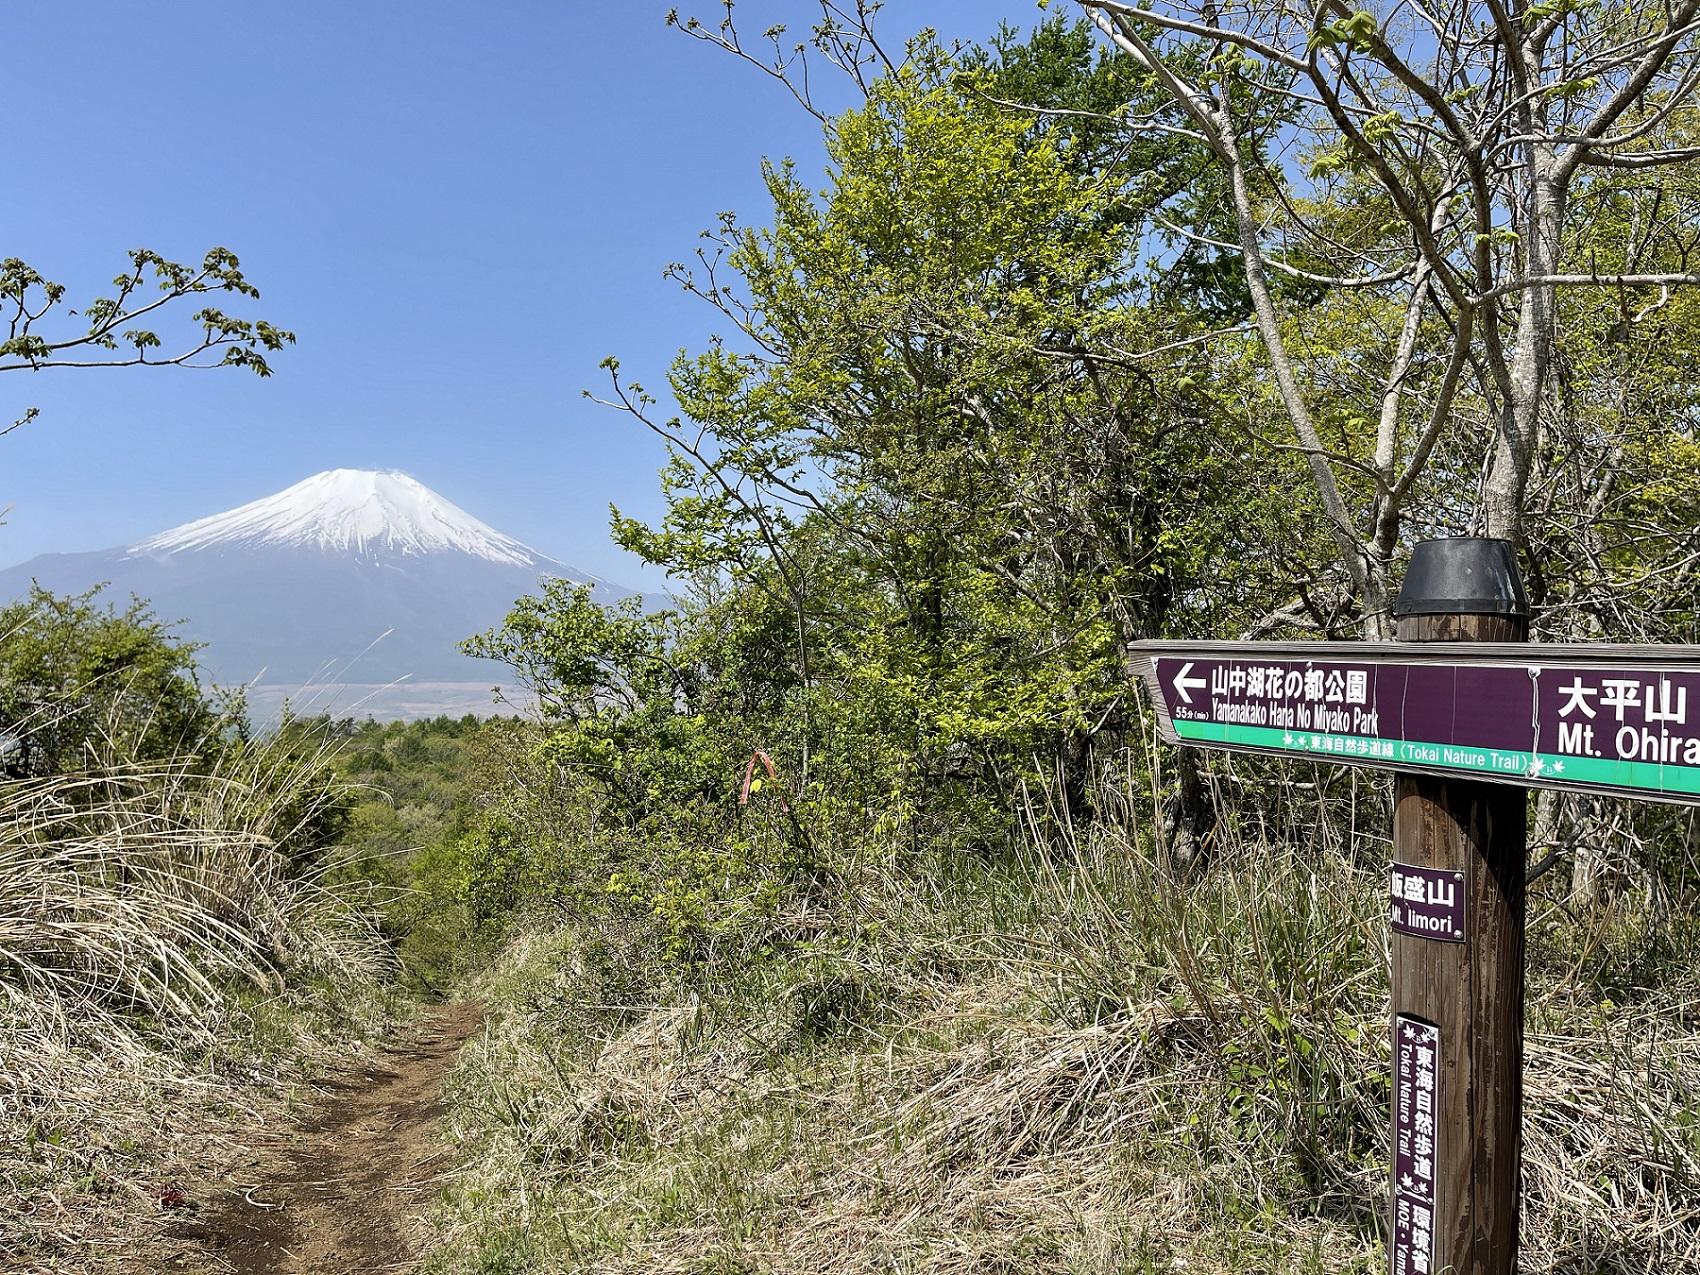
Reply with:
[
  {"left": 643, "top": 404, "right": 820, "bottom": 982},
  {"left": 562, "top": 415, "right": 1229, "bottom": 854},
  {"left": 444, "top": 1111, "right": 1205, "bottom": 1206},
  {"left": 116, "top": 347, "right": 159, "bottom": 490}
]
[
  {"left": 0, "top": 584, "right": 235, "bottom": 777},
  {"left": 965, "top": 16, "right": 1293, "bottom": 320},
  {"left": 0, "top": 246, "right": 294, "bottom": 376},
  {"left": 1308, "top": 10, "right": 1379, "bottom": 54},
  {"left": 0, "top": 585, "right": 378, "bottom": 877},
  {"left": 421, "top": 11, "right": 1700, "bottom": 1273},
  {"left": 278, "top": 711, "right": 520, "bottom": 988},
  {"left": 457, "top": 25, "right": 1319, "bottom": 980},
  {"left": 432, "top": 813, "right": 1700, "bottom": 1272},
  {"left": 0, "top": 245, "right": 292, "bottom": 444},
  {"left": 460, "top": 580, "right": 821, "bottom": 964}
]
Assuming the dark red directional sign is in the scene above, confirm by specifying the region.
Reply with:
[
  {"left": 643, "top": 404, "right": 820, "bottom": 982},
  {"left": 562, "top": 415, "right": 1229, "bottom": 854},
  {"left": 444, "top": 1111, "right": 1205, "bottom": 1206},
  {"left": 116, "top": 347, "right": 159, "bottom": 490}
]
[
  {"left": 1131, "top": 641, "right": 1700, "bottom": 805},
  {"left": 1390, "top": 864, "right": 1466, "bottom": 942}
]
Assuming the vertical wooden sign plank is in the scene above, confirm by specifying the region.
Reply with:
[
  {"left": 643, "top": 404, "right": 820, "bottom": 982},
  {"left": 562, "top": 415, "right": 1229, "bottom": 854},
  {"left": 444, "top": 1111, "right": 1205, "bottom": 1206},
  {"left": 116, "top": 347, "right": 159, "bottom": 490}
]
[
  {"left": 1391, "top": 539, "right": 1528, "bottom": 1275},
  {"left": 1392, "top": 1016, "right": 1442, "bottom": 1272}
]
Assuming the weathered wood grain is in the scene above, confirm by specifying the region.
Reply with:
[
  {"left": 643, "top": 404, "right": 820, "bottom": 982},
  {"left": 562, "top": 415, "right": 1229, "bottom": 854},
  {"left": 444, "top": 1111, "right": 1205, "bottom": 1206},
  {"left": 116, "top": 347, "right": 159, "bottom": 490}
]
[{"left": 1393, "top": 611, "right": 1526, "bottom": 1275}]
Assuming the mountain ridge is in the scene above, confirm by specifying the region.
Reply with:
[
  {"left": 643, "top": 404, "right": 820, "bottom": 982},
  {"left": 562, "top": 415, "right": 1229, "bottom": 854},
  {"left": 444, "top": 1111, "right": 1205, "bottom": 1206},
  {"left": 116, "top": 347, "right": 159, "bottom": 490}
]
[
  {"left": 129, "top": 468, "right": 560, "bottom": 569},
  {"left": 0, "top": 469, "right": 631, "bottom": 720}
]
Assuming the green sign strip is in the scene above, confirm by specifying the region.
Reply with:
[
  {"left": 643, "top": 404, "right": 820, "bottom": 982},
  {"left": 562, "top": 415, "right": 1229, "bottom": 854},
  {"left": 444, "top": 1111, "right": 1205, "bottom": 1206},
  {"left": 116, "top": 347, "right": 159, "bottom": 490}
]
[{"left": 1170, "top": 719, "right": 1700, "bottom": 796}]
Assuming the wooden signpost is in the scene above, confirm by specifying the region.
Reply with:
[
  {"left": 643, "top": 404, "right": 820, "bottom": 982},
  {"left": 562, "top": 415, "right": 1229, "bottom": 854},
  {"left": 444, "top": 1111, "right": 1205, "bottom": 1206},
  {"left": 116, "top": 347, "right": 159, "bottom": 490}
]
[{"left": 1131, "top": 538, "right": 1700, "bottom": 1275}]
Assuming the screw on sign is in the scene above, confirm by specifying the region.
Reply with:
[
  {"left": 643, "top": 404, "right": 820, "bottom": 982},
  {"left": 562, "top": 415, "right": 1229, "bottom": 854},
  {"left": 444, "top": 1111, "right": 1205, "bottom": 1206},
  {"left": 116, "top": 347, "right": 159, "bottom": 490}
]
[
  {"left": 1131, "top": 538, "right": 1700, "bottom": 1275},
  {"left": 1390, "top": 864, "right": 1465, "bottom": 943}
]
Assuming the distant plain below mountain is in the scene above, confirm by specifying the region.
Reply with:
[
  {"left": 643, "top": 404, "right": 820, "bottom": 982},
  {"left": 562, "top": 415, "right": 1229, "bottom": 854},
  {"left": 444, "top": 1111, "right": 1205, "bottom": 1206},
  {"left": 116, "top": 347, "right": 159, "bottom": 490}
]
[{"left": 0, "top": 469, "right": 637, "bottom": 722}]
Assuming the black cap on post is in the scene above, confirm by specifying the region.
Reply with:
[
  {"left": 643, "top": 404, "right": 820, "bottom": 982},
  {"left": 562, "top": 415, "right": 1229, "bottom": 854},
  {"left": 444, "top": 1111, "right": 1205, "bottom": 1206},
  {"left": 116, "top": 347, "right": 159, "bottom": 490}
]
[{"left": 1394, "top": 537, "right": 1528, "bottom": 619}]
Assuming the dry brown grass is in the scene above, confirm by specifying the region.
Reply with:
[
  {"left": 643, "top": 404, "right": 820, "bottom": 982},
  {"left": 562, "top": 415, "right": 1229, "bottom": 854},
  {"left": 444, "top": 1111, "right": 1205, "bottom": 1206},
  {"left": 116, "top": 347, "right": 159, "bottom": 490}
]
[
  {"left": 425, "top": 762, "right": 1700, "bottom": 1275},
  {"left": 0, "top": 738, "right": 395, "bottom": 1269}
]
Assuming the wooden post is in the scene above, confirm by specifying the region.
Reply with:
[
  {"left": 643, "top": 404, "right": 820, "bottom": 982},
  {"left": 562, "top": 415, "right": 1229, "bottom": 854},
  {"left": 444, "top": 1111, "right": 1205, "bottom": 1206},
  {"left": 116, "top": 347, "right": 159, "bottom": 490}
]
[{"left": 1390, "top": 538, "right": 1528, "bottom": 1275}]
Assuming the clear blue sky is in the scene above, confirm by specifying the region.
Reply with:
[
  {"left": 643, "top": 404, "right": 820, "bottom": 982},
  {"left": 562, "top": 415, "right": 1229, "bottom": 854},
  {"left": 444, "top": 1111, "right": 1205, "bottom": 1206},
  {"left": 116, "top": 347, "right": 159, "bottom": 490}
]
[{"left": 1, "top": 1, "right": 1026, "bottom": 591}]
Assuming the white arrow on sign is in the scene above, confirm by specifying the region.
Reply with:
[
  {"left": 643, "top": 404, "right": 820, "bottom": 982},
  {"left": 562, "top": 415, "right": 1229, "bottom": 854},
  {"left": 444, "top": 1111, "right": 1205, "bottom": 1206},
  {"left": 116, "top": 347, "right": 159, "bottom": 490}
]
[{"left": 1172, "top": 661, "right": 1207, "bottom": 704}]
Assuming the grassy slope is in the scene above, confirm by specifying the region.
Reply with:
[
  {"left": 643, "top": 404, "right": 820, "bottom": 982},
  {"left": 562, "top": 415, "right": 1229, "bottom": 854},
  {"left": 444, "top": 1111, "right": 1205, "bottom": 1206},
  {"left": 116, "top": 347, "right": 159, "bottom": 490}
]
[
  {"left": 0, "top": 743, "right": 400, "bottom": 1270},
  {"left": 423, "top": 802, "right": 1700, "bottom": 1274}
]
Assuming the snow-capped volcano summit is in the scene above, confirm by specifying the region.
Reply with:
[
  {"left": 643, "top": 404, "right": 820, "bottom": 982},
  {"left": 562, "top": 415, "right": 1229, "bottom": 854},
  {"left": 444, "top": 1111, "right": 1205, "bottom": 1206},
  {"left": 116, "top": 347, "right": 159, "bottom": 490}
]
[
  {"left": 1, "top": 469, "right": 633, "bottom": 720},
  {"left": 132, "top": 468, "right": 548, "bottom": 568}
]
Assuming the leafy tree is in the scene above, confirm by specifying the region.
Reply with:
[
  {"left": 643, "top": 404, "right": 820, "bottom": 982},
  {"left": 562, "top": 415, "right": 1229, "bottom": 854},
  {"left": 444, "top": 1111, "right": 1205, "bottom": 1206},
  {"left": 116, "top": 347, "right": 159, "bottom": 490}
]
[
  {"left": 598, "top": 23, "right": 1324, "bottom": 848},
  {"left": 969, "top": 15, "right": 1310, "bottom": 322},
  {"left": 2, "top": 246, "right": 293, "bottom": 436},
  {"left": 1075, "top": 0, "right": 1700, "bottom": 632},
  {"left": 0, "top": 584, "right": 233, "bottom": 777}
]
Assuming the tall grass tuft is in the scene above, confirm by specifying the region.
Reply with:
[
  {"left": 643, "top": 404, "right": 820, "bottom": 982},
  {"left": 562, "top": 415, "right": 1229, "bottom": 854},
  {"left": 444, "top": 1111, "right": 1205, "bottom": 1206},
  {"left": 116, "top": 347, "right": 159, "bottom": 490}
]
[
  {"left": 428, "top": 749, "right": 1700, "bottom": 1274},
  {"left": 0, "top": 724, "right": 395, "bottom": 1268}
]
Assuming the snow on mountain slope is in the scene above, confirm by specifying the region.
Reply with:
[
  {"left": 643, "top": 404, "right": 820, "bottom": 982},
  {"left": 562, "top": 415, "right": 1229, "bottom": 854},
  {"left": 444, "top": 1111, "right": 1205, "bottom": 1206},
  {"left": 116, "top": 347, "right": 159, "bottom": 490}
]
[
  {"left": 130, "top": 468, "right": 554, "bottom": 568},
  {"left": 0, "top": 469, "right": 638, "bottom": 719}
]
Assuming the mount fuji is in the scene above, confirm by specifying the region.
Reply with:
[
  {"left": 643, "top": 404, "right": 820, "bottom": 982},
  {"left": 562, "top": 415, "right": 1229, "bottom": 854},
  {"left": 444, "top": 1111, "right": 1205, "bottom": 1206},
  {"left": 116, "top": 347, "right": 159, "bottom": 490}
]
[{"left": 0, "top": 469, "right": 633, "bottom": 720}]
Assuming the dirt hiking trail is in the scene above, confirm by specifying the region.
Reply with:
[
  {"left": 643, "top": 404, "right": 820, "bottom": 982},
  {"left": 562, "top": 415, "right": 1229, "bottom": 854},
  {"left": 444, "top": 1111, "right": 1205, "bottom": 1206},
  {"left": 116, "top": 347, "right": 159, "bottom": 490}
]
[{"left": 167, "top": 1001, "right": 483, "bottom": 1275}]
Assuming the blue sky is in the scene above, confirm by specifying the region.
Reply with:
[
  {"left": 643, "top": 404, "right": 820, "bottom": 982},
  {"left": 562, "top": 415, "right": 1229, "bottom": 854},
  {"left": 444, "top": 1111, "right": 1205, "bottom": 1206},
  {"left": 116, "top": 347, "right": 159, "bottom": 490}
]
[{"left": 1, "top": 1, "right": 1025, "bottom": 591}]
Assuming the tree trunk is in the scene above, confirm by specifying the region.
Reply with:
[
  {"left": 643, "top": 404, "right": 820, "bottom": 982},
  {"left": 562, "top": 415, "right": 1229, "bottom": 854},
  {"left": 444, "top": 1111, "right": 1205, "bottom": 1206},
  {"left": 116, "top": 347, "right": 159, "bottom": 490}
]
[{"left": 1164, "top": 744, "right": 1212, "bottom": 872}]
